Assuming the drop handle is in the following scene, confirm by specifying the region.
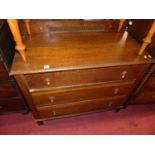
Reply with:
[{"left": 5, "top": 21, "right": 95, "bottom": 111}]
[
  {"left": 39, "top": 26, "right": 43, "bottom": 30},
  {"left": 49, "top": 96, "right": 55, "bottom": 103},
  {"left": 121, "top": 71, "right": 127, "bottom": 79},
  {"left": 108, "top": 102, "right": 112, "bottom": 107},
  {"left": 114, "top": 88, "right": 119, "bottom": 95},
  {"left": 45, "top": 77, "right": 51, "bottom": 86}
]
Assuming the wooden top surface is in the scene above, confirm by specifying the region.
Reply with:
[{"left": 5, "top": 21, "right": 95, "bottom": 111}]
[{"left": 10, "top": 31, "right": 155, "bottom": 75}]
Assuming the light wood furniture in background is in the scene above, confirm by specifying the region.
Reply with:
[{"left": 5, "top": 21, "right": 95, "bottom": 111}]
[
  {"left": 118, "top": 19, "right": 126, "bottom": 32},
  {"left": 7, "top": 19, "right": 27, "bottom": 62},
  {"left": 7, "top": 19, "right": 155, "bottom": 63},
  {"left": 24, "top": 19, "right": 31, "bottom": 35},
  {"left": 139, "top": 20, "right": 155, "bottom": 55},
  {"left": 6, "top": 19, "right": 127, "bottom": 62}
]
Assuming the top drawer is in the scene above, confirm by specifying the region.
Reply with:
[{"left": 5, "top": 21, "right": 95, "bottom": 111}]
[
  {"left": 25, "top": 64, "right": 148, "bottom": 92},
  {"left": 0, "top": 63, "right": 9, "bottom": 81}
]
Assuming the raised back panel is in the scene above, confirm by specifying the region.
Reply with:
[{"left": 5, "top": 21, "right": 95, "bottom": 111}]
[{"left": 19, "top": 19, "right": 123, "bottom": 35}]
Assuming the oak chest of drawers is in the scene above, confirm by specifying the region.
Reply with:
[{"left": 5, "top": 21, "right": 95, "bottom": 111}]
[
  {"left": 14, "top": 63, "right": 150, "bottom": 125},
  {"left": 10, "top": 20, "right": 155, "bottom": 125},
  {"left": 0, "top": 20, "right": 28, "bottom": 114}
]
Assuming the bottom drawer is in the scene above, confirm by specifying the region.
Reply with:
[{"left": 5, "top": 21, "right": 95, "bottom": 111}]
[
  {"left": 37, "top": 96, "right": 125, "bottom": 119},
  {"left": 0, "top": 98, "right": 25, "bottom": 113},
  {"left": 131, "top": 91, "right": 155, "bottom": 105}
]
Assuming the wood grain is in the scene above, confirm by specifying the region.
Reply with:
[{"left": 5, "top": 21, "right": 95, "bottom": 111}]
[
  {"left": 25, "top": 65, "right": 146, "bottom": 92},
  {"left": 32, "top": 81, "right": 133, "bottom": 107},
  {"left": 37, "top": 95, "right": 125, "bottom": 118},
  {"left": 11, "top": 31, "right": 154, "bottom": 75}
]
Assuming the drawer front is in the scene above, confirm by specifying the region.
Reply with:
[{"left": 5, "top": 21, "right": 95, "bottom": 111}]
[
  {"left": 37, "top": 96, "right": 125, "bottom": 118},
  {"left": 131, "top": 91, "right": 155, "bottom": 105},
  {"left": 25, "top": 64, "right": 147, "bottom": 92},
  {"left": 0, "top": 97, "right": 25, "bottom": 113},
  {"left": 0, "top": 81, "right": 19, "bottom": 98},
  {"left": 0, "top": 63, "right": 9, "bottom": 81},
  {"left": 32, "top": 81, "right": 133, "bottom": 107}
]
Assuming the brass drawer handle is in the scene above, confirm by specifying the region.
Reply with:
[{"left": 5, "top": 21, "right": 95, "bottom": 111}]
[
  {"left": 121, "top": 71, "right": 127, "bottom": 79},
  {"left": 53, "top": 110, "right": 56, "bottom": 116},
  {"left": 45, "top": 77, "right": 51, "bottom": 86},
  {"left": 151, "top": 95, "right": 155, "bottom": 99},
  {"left": 108, "top": 102, "right": 112, "bottom": 107},
  {"left": 39, "top": 26, "right": 43, "bottom": 30},
  {"left": 49, "top": 96, "right": 55, "bottom": 103},
  {"left": 114, "top": 88, "right": 119, "bottom": 95}
]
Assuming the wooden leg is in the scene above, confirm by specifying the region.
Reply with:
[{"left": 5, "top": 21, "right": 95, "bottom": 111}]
[
  {"left": 139, "top": 20, "right": 155, "bottom": 55},
  {"left": 7, "top": 19, "right": 27, "bottom": 62},
  {"left": 24, "top": 19, "right": 31, "bottom": 35},
  {"left": 118, "top": 19, "right": 126, "bottom": 32},
  {"left": 37, "top": 121, "right": 44, "bottom": 125},
  {"left": 22, "top": 109, "right": 29, "bottom": 114},
  {"left": 115, "top": 108, "right": 121, "bottom": 112}
]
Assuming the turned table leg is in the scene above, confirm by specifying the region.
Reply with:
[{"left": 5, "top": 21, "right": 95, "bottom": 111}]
[
  {"left": 7, "top": 19, "right": 27, "bottom": 62},
  {"left": 118, "top": 19, "right": 126, "bottom": 32},
  {"left": 139, "top": 20, "right": 155, "bottom": 55},
  {"left": 24, "top": 19, "right": 31, "bottom": 35}
]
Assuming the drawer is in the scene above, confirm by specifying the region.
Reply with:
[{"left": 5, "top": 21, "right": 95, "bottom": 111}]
[
  {"left": 0, "top": 63, "right": 9, "bottom": 81},
  {"left": 37, "top": 96, "right": 125, "bottom": 118},
  {"left": 0, "top": 81, "right": 19, "bottom": 98},
  {"left": 0, "top": 97, "right": 25, "bottom": 113},
  {"left": 25, "top": 64, "right": 147, "bottom": 92},
  {"left": 131, "top": 91, "right": 155, "bottom": 105},
  {"left": 32, "top": 81, "right": 133, "bottom": 107}
]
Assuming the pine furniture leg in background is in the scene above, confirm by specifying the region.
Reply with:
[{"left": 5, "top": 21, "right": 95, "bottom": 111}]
[
  {"left": 139, "top": 20, "right": 155, "bottom": 55},
  {"left": 118, "top": 19, "right": 126, "bottom": 32},
  {"left": 24, "top": 19, "right": 31, "bottom": 35},
  {"left": 7, "top": 19, "right": 27, "bottom": 62}
]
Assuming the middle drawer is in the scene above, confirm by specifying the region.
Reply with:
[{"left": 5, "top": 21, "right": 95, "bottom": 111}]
[
  {"left": 25, "top": 64, "right": 147, "bottom": 92},
  {"left": 32, "top": 81, "right": 134, "bottom": 107}
]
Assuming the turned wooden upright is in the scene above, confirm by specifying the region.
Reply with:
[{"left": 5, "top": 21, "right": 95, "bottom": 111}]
[
  {"left": 7, "top": 19, "right": 27, "bottom": 62},
  {"left": 7, "top": 19, "right": 31, "bottom": 62},
  {"left": 7, "top": 19, "right": 154, "bottom": 62},
  {"left": 139, "top": 20, "right": 155, "bottom": 55},
  {"left": 7, "top": 19, "right": 125, "bottom": 62},
  {"left": 24, "top": 19, "right": 31, "bottom": 35},
  {"left": 118, "top": 19, "right": 126, "bottom": 32}
]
